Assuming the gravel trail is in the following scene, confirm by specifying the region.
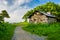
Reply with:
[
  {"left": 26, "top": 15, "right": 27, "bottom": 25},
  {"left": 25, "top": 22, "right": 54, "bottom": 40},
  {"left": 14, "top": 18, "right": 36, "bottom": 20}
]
[{"left": 12, "top": 27, "right": 47, "bottom": 40}]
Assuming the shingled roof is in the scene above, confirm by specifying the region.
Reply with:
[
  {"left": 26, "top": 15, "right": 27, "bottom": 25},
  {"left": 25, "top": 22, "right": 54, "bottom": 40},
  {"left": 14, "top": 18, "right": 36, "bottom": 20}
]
[{"left": 28, "top": 10, "right": 56, "bottom": 18}]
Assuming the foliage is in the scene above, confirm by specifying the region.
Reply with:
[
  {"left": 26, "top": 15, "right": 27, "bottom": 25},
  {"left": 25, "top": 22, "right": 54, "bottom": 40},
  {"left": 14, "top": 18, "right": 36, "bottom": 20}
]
[
  {"left": 0, "top": 16, "right": 4, "bottom": 22},
  {"left": 0, "top": 10, "right": 10, "bottom": 22},
  {"left": 23, "top": 2, "right": 60, "bottom": 19},
  {"left": 22, "top": 22, "right": 60, "bottom": 40},
  {"left": 0, "top": 22, "right": 16, "bottom": 40},
  {"left": 2, "top": 10, "right": 10, "bottom": 18}
]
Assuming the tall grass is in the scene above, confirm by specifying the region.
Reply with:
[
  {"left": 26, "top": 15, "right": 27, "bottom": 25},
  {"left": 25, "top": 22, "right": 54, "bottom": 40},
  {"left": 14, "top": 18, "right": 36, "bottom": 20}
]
[
  {"left": 23, "top": 22, "right": 60, "bottom": 40},
  {"left": 0, "top": 22, "right": 16, "bottom": 40}
]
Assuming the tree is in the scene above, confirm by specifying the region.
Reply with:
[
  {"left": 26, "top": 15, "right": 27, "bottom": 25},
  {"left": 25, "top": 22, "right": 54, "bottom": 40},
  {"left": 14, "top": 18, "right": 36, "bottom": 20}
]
[
  {"left": 0, "top": 10, "right": 10, "bottom": 22},
  {"left": 23, "top": 2, "right": 60, "bottom": 21},
  {"left": 2, "top": 10, "right": 10, "bottom": 18}
]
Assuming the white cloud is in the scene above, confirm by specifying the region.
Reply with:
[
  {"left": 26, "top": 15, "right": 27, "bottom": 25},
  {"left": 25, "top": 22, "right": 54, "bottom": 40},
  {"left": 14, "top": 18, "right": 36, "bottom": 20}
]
[
  {"left": 0, "top": 0, "right": 32, "bottom": 23},
  {"left": 4, "top": 8, "right": 31, "bottom": 23},
  {"left": 0, "top": 0, "right": 8, "bottom": 11},
  {"left": 9, "top": 0, "right": 32, "bottom": 10},
  {"left": 3, "top": 0, "right": 8, "bottom": 5},
  {"left": 14, "top": 0, "right": 32, "bottom": 4}
]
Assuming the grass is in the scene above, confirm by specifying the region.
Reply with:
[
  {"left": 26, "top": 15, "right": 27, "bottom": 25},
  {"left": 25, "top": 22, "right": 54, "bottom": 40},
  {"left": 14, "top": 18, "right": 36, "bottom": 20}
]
[
  {"left": 0, "top": 22, "right": 16, "bottom": 40},
  {"left": 15, "top": 22, "right": 29, "bottom": 27},
  {"left": 22, "top": 22, "right": 60, "bottom": 40}
]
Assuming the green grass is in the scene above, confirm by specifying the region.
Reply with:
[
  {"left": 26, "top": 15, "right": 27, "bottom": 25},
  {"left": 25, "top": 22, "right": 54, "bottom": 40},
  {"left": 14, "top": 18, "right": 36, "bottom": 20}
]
[
  {"left": 0, "top": 22, "right": 16, "bottom": 40},
  {"left": 22, "top": 22, "right": 60, "bottom": 40},
  {"left": 15, "top": 22, "right": 29, "bottom": 27}
]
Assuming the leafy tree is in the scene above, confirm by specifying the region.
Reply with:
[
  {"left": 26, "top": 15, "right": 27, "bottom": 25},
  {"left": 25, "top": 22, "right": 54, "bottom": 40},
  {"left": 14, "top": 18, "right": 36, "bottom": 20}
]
[
  {"left": 23, "top": 2, "right": 60, "bottom": 20},
  {"left": 0, "top": 10, "right": 10, "bottom": 22},
  {"left": 2, "top": 10, "right": 10, "bottom": 18}
]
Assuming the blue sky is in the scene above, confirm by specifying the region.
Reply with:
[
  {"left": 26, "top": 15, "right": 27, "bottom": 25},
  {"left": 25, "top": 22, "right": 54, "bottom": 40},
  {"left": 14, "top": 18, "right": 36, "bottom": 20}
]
[
  {"left": 6, "top": 0, "right": 60, "bottom": 8},
  {"left": 0, "top": 0, "right": 60, "bottom": 23}
]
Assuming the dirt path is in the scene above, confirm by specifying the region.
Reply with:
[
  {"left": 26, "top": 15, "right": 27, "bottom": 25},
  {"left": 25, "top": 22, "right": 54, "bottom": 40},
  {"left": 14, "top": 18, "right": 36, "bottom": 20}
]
[{"left": 12, "top": 27, "right": 47, "bottom": 40}]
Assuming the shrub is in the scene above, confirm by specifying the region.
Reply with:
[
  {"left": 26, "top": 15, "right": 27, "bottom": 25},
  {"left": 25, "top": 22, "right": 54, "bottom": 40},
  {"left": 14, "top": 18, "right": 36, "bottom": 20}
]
[{"left": 0, "top": 22, "right": 16, "bottom": 40}]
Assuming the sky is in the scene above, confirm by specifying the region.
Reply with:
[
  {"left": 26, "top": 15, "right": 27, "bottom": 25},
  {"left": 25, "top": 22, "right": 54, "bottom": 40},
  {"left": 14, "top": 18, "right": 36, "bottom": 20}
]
[{"left": 0, "top": 0, "right": 60, "bottom": 23}]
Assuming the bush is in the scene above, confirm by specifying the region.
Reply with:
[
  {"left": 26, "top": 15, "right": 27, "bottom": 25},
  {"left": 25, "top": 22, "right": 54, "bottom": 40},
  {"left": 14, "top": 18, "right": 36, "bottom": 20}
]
[
  {"left": 22, "top": 22, "right": 60, "bottom": 40},
  {"left": 0, "top": 22, "right": 16, "bottom": 40}
]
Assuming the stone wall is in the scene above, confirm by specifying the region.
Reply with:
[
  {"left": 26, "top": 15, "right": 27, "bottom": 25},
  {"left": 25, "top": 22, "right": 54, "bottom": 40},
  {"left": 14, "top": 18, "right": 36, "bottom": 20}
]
[{"left": 29, "top": 12, "right": 48, "bottom": 23}]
